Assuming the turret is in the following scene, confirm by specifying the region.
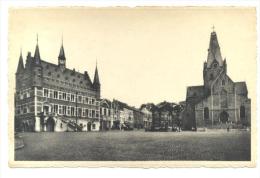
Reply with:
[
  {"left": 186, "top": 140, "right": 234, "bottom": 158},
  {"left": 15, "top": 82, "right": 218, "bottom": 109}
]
[
  {"left": 16, "top": 50, "right": 24, "bottom": 74},
  {"left": 93, "top": 63, "right": 101, "bottom": 98},
  {"left": 32, "top": 35, "right": 43, "bottom": 87},
  {"left": 58, "top": 37, "right": 66, "bottom": 70}
]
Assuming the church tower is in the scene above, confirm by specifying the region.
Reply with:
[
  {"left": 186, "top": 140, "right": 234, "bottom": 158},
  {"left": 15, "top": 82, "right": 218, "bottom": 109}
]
[{"left": 203, "top": 30, "right": 226, "bottom": 93}]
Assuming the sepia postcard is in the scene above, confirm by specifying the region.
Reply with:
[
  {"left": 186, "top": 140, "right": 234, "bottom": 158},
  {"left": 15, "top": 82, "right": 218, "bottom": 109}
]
[{"left": 8, "top": 6, "right": 257, "bottom": 168}]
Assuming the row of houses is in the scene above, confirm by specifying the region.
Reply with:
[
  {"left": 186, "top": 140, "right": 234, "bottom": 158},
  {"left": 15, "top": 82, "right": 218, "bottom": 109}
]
[{"left": 100, "top": 99, "right": 184, "bottom": 131}]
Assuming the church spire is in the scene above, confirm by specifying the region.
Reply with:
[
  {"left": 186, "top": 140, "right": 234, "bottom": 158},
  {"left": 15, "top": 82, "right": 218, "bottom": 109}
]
[
  {"left": 34, "top": 34, "right": 41, "bottom": 65},
  {"left": 93, "top": 61, "right": 100, "bottom": 89},
  {"left": 58, "top": 35, "right": 66, "bottom": 68},
  {"left": 16, "top": 49, "right": 24, "bottom": 73},
  {"left": 206, "top": 28, "right": 223, "bottom": 68}
]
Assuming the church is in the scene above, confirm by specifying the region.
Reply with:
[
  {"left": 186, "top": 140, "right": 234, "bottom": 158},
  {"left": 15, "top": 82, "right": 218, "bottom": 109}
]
[
  {"left": 182, "top": 30, "right": 251, "bottom": 130},
  {"left": 15, "top": 37, "right": 101, "bottom": 132}
]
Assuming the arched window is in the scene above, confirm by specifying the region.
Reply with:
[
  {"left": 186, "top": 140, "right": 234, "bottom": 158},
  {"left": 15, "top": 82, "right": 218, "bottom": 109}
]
[
  {"left": 240, "top": 105, "right": 245, "bottom": 118},
  {"left": 204, "top": 107, "right": 209, "bottom": 120},
  {"left": 220, "top": 89, "right": 228, "bottom": 108}
]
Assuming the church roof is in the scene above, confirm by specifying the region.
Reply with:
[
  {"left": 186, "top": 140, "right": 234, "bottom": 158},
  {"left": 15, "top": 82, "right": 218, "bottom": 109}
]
[
  {"left": 235, "top": 82, "right": 248, "bottom": 95},
  {"left": 206, "top": 31, "right": 223, "bottom": 68}
]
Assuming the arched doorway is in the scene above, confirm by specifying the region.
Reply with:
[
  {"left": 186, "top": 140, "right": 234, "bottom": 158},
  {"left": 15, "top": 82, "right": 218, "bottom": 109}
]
[
  {"left": 87, "top": 122, "right": 92, "bottom": 131},
  {"left": 46, "top": 117, "right": 55, "bottom": 132},
  {"left": 220, "top": 111, "right": 229, "bottom": 123}
]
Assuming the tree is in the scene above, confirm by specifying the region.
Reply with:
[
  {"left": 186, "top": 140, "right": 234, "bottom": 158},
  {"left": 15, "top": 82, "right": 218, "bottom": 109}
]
[{"left": 173, "top": 104, "right": 184, "bottom": 131}]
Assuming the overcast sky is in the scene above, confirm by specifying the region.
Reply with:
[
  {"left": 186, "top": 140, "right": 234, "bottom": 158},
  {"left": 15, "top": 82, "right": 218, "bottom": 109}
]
[{"left": 9, "top": 7, "right": 256, "bottom": 107}]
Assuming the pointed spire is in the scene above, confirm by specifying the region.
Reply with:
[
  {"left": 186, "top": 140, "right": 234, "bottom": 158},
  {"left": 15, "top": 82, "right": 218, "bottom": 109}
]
[
  {"left": 206, "top": 29, "right": 223, "bottom": 68},
  {"left": 93, "top": 61, "right": 100, "bottom": 87},
  {"left": 34, "top": 33, "right": 41, "bottom": 65},
  {"left": 16, "top": 49, "right": 24, "bottom": 73},
  {"left": 58, "top": 36, "right": 66, "bottom": 60}
]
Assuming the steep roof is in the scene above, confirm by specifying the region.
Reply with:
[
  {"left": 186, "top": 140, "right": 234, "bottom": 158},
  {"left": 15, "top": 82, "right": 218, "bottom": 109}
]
[
  {"left": 206, "top": 31, "right": 223, "bottom": 68},
  {"left": 40, "top": 60, "right": 94, "bottom": 90},
  {"left": 34, "top": 43, "right": 41, "bottom": 65},
  {"left": 235, "top": 82, "right": 248, "bottom": 95},
  {"left": 16, "top": 52, "right": 24, "bottom": 73},
  {"left": 93, "top": 65, "right": 100, "bottom": 86},
  {"left": 58, "top": 44, "right": 66, "bottom": 60},
  {"left": 100, "top": 98, "right": 112, "bottom": 108}
]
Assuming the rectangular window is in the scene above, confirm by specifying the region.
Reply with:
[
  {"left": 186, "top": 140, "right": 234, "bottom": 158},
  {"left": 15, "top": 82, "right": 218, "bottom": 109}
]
[
  {"left": 92, "top": 110, "right": 95, "bottom": 118},
  {"left": 85, "top": 97, "right": 89, "bottom": 104},
  {"left": 71, "top": 107, "right": 75, "bottom": 116},
  {"left": 71, "top": 94, "right": 75, "bottom": 102},
  {"left": 67, "top": 106, "right": 71, "bottom": 115},
  {"left": 85, "top": 109, "right": 89, "bottom": 117},
  {"left": 58, "top": 92, "right": 62, "bottom": 100},
  {"left": 49, "top": 90, "right": 53, "bottom": 98},
  {"left": 82, "top": 108, "right": 85, "bottom": 117},
  {"left": 89, "top": 111, "right": 92, "bottom": 118},
  {"left": 78, "top": 108, "right": 82, "bottom": 117},
  {"left": 62, "top": 105, "right": 66, "bottom": 115},
  {"left": 53, "top": 104, "right": 58, "bottom": 113},
  {"left": 54, "top": 91, "right": 58, "bottom": 99},
  {"left": 44, "top": 88, "right": 48, "bottom": 97},
  {"left": 88, "top": 98, "right": 92, "bottom": 105},
  {"left": 78, "top": 96, "right": 82, "bottom": 103},
  {"left": 96, "top": 111, "right": 99, "bottom": 118},
  {"left": 92, "top": 98, "right": 95, "bottom": 105},
  {"left": 58, "top": 105, "right": 62, "bottom": 114},
  {"left": 67, "top": 93, "right": 71, "bottom": 101},
  {"left": 62, "top": 92, "right": 67, "bottom": 100},
  {"left": 23, "top": 93, "right": 27, "bottom": 99},
  {"left": 104, "top": 108, "right": 107, "bottom": 116}
]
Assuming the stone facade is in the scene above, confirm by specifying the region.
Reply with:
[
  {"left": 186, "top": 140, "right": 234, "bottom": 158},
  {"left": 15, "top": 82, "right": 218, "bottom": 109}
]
[
  {"left": 140, "top": 104, "right": 153, "bottom": 130},
  {"left": 99, "top": 99, "right": 113, "bottom": 130},
  {"left": 15, "top": 39, "right": 101, "bottom": 132},
  {"left": 182, "top": 31, "right": 251, "bottom": 130}
]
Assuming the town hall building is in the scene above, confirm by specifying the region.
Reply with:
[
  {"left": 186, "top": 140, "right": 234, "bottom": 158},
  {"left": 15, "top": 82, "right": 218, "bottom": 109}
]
[
  {"left": 182, "top": 30, "right": 251, "bottom": 130},
  {"left": 15, "top": 37, "right": 101, "bottom": 132}
]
